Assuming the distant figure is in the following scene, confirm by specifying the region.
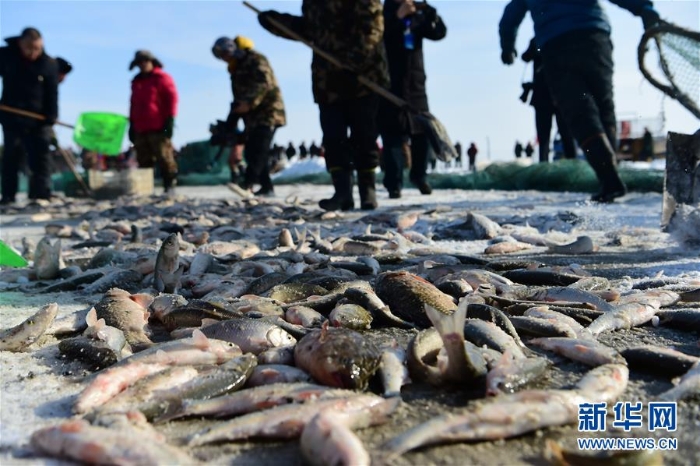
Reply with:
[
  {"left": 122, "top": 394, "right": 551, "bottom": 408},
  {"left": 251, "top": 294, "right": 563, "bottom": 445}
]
[
  {"left": 309, "top": 141, "right": 320, "bottom": 158},
  {"left": 1, "top": 27, "right": 59, "bottom": 205},
  {"left": 285, "top": 142, "right": 296, "bottom": 160},
  {"left": 525, "top": 142, "right": 534, "bottom": 158},
  {"left": 520, "top": 38, "right": 576, "bottom": 163},
  {"left": 514, "top": 141, "right": 523, "bottom": 159},
  {"left": 299, "top": 142, "right": 308, "bottom": 159},
  {"left": 454, "top": 141, "right": 463, "bottom": 168},
  {"left": 641, "top": 127, "right": 654, "bottom": 161},
  {"left": 499, "top": 0, "right": 661, "bottom": 202},
  {"left": 467, "top": 142, "right": 478, "bottom": 172},
  {"left": 128, "top": 49, "right": 179, "bottom": 194}
]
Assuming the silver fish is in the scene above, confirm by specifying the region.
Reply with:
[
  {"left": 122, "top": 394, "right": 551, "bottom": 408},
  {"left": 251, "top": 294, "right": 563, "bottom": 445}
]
[
  {"left": 200, "top": 318, "right": 296, "bottom": 354},
  {"left": 547, "top": 235, "right": 597, "bottom": 254},
  {"left": 0, "top": 303, "right": 58, "bottom": 352},
  {"left": 378, "top": 340, "right": 411, "bottom": 397},
  {"left": 529, "top": 337, "right": 624, "bottom": 367},
  {"left": 34, "top": 237, "right": 63, "bottom": 280},
  {"left": 154, "top": 233, "right": 185, "bottom": 293},
  {"left": 656, "top": 361, "right": 700, "bottom": 401},
  {"left": 246, "top": 364, "right": 312, "bottom": 387},
  {"left": 587, "top": 301, "right": 660, "bottom": 337}
]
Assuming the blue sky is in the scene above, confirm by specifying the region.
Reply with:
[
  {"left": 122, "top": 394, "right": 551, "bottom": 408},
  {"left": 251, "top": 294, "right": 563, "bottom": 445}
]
[{"left": 1, "top": 0, "right": 698, "bottom": 161}]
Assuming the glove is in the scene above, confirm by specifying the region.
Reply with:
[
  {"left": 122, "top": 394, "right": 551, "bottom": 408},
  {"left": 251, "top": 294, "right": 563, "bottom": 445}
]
[
  {"left": 258, "top": 11, "right": 304, "bottom": 40},
  {"left": 501, "top": 50, "right": 516, "bottom": 65},
  {"left": 226, "top": 106, "right": 240, "bottom": 131},
  {"left": 640, "top": 7, "right": 661, "bottom": 30},
  {"left": 163, "top": 117, "right": 174, "bottom": 139}
]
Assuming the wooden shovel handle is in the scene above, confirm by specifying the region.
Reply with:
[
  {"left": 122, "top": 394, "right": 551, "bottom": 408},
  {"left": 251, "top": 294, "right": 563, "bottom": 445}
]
[{"left": 0, "top": 104, "right": 75, "bottom": 129}]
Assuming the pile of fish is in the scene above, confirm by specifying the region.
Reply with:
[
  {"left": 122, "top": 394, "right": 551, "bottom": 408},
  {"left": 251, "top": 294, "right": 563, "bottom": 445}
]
[{"left": 1, "top": 194, "right": 699, "bottom": 465}]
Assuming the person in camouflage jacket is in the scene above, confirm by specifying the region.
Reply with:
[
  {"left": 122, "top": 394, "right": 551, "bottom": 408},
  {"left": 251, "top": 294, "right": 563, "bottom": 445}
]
[
  {"left": 258, "top": 0, "right": 389, "bottom": 211},
  {"left": 213, "top": 35, "right": 286, "bottom": 196}
]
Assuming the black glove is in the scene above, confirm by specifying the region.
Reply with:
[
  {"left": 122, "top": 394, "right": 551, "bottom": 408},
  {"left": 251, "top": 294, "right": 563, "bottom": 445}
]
[
  {"left": 226, "top": 105, "right": 240, "bottom": 132},
  {"left": 501, "top": 50, "right": 517, "bottom": 65},
  {"left": 163, "top": 117, "right": 174, "bottom": 139},
  {"left": 640, "top": 7, "right": 661, "bottom": 30},
  {"left": 258, "top": 11, "right": 304, "bottom": 40}
]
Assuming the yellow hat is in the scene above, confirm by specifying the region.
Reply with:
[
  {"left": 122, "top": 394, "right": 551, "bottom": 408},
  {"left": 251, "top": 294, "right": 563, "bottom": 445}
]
[{"left": 234, "top": 35, "right": 254, "bottom": 51}]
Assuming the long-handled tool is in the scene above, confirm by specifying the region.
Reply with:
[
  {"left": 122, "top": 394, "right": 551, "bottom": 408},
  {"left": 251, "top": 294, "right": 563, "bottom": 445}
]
[
  {"left": 243, "top": 1, "right": 457, "bottom": 162},
  {"left": 0, "top": 104, "right": 92, "bottom": 197}
]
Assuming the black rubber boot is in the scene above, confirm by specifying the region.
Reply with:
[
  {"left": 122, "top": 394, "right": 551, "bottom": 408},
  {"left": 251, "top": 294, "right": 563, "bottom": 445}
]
[
  {"left": 357, "top": 169, "right": 378, "bottom": 210},
  {"left": 163, "top": 175, "right": 177, "bottom": 196},
  {"left": 583, "top": 135, "right": 627, "bottom": 203},
  {"left": 319, "top": 170, "right": 354, "bottom": 211}
]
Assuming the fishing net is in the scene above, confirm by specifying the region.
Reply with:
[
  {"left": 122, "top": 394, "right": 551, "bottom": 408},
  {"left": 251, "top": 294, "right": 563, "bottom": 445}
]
[{"left": 638, "top": 21, "right": 700, "bottom": 119}]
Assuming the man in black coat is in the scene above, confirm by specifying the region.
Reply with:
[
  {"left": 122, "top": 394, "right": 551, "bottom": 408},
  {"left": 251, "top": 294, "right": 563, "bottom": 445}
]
[
  {"left": 380, "top": 0, "right": 446, "bottom": 199},
  {"left": 0, "top": 28, "right": 59, "bottom": 205}
]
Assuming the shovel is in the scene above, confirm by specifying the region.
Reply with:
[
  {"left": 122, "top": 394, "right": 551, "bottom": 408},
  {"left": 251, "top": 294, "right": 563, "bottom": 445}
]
[
  {"left": 243, "top": 1, "right": 457, "bottom": 163},
  {"left": 0, "top": 104, "right": 92, "bottom": 197}
]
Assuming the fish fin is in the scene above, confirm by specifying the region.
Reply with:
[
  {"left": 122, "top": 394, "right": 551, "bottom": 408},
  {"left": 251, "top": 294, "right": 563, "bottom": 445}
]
[
  {"left": 85, "top": 307, "right": 98, "bottom": 327},
  {"left": 424, "top": 302, "right": 466, "bottom": 340},
  {"left": 200, "top": 318, "right": 218, "bottom": 328},
  {"left": 129, "top": 293, "right": 154, "bottom": 309},
  {"left": 574, "top": 344, "right": 590, "bottom": 353},
  {"left": 94, "top": 318, "right": 107, "bottom": 331},
  {"left": 191, "top": 329, "right": 210, "bottom": 349}
]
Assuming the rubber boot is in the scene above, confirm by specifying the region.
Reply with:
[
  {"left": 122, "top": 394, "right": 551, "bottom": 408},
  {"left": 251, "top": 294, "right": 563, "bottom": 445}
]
[
  {"left": 357, "top": 169, "right": 378, "bottom": 210},
  {"left": 163, "top": 174, "right": 177, "bottom": 197},
  {"left": 583, "top": 134, "right": 627, "bottom": 203},
  {"left": 319, "top": 170, "right": 354, "bottom": 211}
]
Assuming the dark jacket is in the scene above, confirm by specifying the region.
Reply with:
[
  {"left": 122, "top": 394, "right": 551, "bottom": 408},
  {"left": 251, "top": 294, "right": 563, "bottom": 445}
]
[
  {"left": 260, "top": 0, "right": 389, "bottom": 105},
  {"left": 0, "top": 36, "right": 59, "bottom": 128},
  {"left": 500, "top": 0, "right": 656, "bottom": 51},
  {"left": 383, "top": 1, "right": 446, "bottom": 112}
]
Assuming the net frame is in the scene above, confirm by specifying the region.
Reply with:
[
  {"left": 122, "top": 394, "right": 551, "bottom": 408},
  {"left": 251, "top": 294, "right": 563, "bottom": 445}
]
[{"left": 638, "top": 20, "right": 700, "bottom": 120}]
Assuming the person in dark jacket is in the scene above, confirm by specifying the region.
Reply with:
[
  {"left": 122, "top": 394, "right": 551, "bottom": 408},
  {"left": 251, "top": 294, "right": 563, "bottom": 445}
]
[
  {"left": 514, "top": 141, "right": 523, "bottom": 159},
  {"left": 524, "top": 141, "right": 534, "bottom": 158},
  {"left": 212, "top": 36, "right": 286, "bottom": 197},
  {"left": 0, "top": 27, "right": 59, "bottom": 205},
  {"left": 454, "top": 141, "right": 463, "bottom": 168},
  {"left": 500, "top": 0, "right": 661, "bottom": 202},
  {"left": 285, "top": 142, "right": 297, "bottom": 161},
  {"left": 309, "top": 141, "right": 320, "bottom": 158},
  {"left": 298, "top": 142, "right": 308, "bottom": 159},
  {"left": 258, "top": 0, "right": 390, "bottom": 211},
  {"left": 380, "top": 0, "right": 446, "bottom": 199},
  {"left": 520, "top": 38, "right": 576, "bottom": 163},
  {"left": 467, "top": 142, "right": 478, "bottom": 172},
  {"left": 128, "top": 50, "right": 179, "bottom": 194}
]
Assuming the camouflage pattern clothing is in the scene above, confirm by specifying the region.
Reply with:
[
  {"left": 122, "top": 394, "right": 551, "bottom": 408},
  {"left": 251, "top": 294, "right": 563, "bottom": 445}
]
[
  {"left": 229, "top": 50, "right": 286, "bottom": 129},
  {"left": 132, "top": 132, "right": 178, "bottom": 178},
  {"left": 260, "top": 0, "right": 389, "bottom": 105}
]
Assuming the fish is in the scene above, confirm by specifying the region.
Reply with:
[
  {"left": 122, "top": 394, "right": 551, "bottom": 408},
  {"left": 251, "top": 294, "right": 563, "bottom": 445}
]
[
  {"left": 187, "top": 393, "right": 388, "bottom": 446},
  {"left": 30, "top": 418, "right": 200, "bottom": 465},
  {"left": 34, "top": 237, "right": 63, "bottom": 280},
  {"left": 285, "top": 306, "right": 326, "bottom": 328},
  {"left": 154, "top": 233, "right": 185, "bottom": 293},
  {"left": 529, "top": 337, "right": 624, "bottom": 367},
  {"left": 378, "top": 340, "right": 411, "bottom": 397},
  {"left": 154, "top": 382, "right": 354, "bottom": 423},
  {"left": 501, "top": 269, "right": 585, "bottom": 287},
  {"left": 268, "top": 283, "right": 329, "bottom": 303},
  {"left": 375, "top": 271, "right": 457, "bottom": 328},
  {"left": 524, "top": 287, "right": 616, "bottom": 313},
  {"left": 187, "top": 252, "right": 214, "bottom": 277},
  {"left": 93, "top": 288, "right": 154, "bottom": 350},
  {"left": 342, "top": 286, "right": 415, "bottom": 329},
  {"left": 329, "top": 304, "right": 373, "bottom": 330},
  {"left": 523, "top": 306, "right": 588, "bottom": 339},
  {"left": 149, "top": 293, "right": 189, "bottom": 322},
  {"left": 656, "top": 360, "right": 700, "bottom": 401},
  {"left": 257, "top": 345, "right": 296, "bottom": 365},
  {"left": 199, "top": 318, "right": 296, "bottom": 354},
  {"left": 300, "top": 398, "right": 400, "bottom": 466},
  {"left": 485, "top": 351, "right": 550, "bottom": 396},
  {"left": 111, "top": 354, "right": 256, "bottom": 420},
  {"left": 620, "top": 346, "right": 699, "bottom": 378},
  {"left": 246, "top": 364, "right": 312, "bottom": 387},
  {"left": 278, "top": 228, "right": 295, "bottom": 248},
  {"left": 587, "top": 301, "right": 660, "bottom": 337},
  {"left": 0, "top": 303, "right": 58, "bottom": 352},
  {"left": 383, "top": 364, "right": 628, "bottom": 457},
  {"left": 45, "top": 307, "right": 91, "bottom": 335},
  {"left": 77, "top": 269, "right": 143, "bottom": 295},
  {"left": 508, "top": 315, "right": 578, "bottom": 338},
  {"left": 656, "top": 309, "right": 700, "bottom": 332},
  {"left": 466, "top": 212, "right": 502, "bottom": 239},
  {"left": 425, "top": 301, "right": 487, "bottom": 383},
  {"left": 547, "top": 235, "right": 597, "bottom": 254},
  {"left": 467, "top": 303, "right": 524, "bottom": 346},
  {"left": 484, "top": 240, "right": 533, "bottom": 255},
  {"left": 295, "top": 324, "right": 381, "bottom": 390},
  {"left": 463, "top": 319, "right": 527, "bottom": 359}
]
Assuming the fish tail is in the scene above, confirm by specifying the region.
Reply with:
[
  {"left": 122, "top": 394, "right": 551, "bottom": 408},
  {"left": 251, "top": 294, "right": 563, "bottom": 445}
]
[{"left": 424, "top": 301, "right": 466, "bottom": 339}]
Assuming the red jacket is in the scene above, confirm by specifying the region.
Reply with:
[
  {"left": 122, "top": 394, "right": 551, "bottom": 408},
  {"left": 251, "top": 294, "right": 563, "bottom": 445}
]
[{"left": 129, "top": 67, "right": 178, "bottom": 133}]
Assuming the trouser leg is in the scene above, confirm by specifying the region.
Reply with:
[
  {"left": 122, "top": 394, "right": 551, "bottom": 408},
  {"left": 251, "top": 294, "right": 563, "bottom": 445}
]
[{"left": 25, "top": 125, "right": 53, "bottom": 200}]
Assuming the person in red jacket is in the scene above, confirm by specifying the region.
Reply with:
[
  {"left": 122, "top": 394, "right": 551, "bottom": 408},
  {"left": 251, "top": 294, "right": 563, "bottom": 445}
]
[{"left": 128, "top": 50, "right": 179, "bottom": 193}]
